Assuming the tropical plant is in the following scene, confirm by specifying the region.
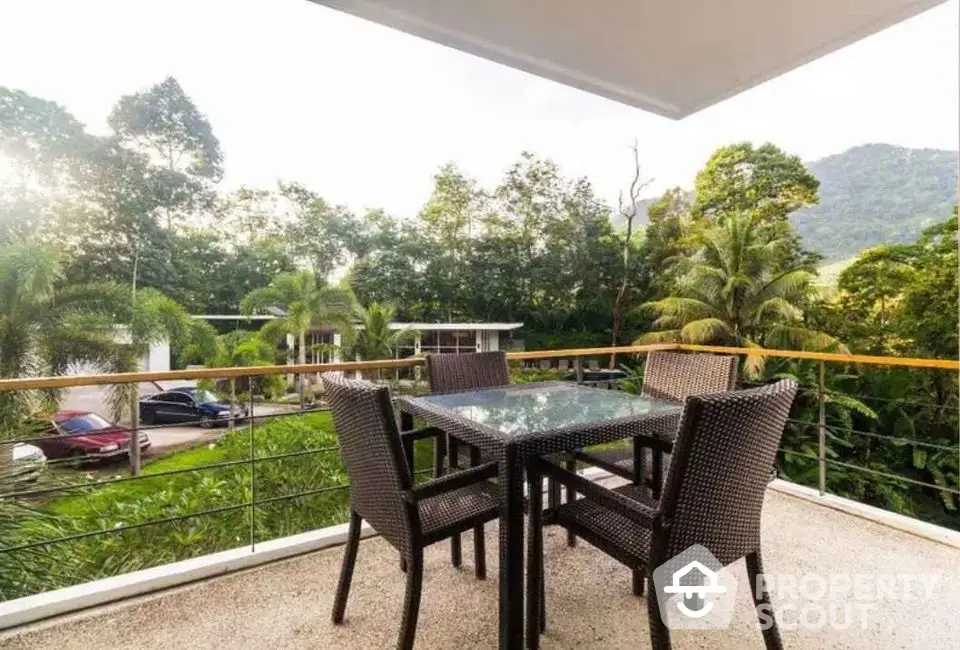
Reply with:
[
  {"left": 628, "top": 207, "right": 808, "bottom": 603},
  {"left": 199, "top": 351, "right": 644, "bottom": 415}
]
[
  {"left": 240, "top": 270, "right": 354, "bottom": 366},
  {"left": 344, "top": 303, "right": 416, "bottom": 364},
  {"left": 199, "top": 330, "right": 284, "bottom": 401},
  {"left": 0, "top": 242, "right": 127, "bottom": 430},
  {"left": 102, "top": 288, "right": 219, "bottom": 426},
  {"left": 637, "top": 213, "right": 843, "bottom": 374}
]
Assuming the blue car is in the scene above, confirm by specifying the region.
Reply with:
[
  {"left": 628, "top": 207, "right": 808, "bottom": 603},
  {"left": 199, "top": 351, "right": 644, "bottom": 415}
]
[{"left": 139, "top": 387, "right": 247, "bottom": 428}]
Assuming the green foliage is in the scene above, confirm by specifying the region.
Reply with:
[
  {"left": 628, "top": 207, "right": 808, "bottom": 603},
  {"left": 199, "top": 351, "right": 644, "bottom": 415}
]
[
  {"left": 638, "top": 213, "right": 843, "bottom": 375},
  {"left": 694, "top": 142, "right": 819, "bottom": 223},
  {"left": 345, "top": 303, "right": 417, "bottom": 363},
  {"left": 793, "top": 144, "right": 959, "bottom": 261},
  {"left": 350, "top": 153, "right": 630, "bottom": 333},
  {"left": 241, "top": 270, "right": 354, "bottom": 365},
  {"left": 0, "top": 412, "right": 436, "bottom": 601}
]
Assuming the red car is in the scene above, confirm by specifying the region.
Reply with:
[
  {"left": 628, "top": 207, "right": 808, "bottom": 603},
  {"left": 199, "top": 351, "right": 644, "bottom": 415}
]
[{"left": 32, "top": 410, "right": 151, "bottom": 463}]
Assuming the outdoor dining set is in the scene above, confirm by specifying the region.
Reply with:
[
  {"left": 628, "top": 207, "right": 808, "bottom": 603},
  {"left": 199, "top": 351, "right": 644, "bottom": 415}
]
[{"left": 321, "top": 351, "right": 798, "bottom": 650}]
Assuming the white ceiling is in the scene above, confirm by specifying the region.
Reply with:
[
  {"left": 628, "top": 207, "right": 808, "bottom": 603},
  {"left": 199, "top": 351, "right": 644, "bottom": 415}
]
[{"left": 315, "top": 0, "right": 948, "bottom": 119}]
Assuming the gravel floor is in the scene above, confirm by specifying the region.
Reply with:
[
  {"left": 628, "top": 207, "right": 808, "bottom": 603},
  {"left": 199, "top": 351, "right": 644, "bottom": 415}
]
[{"left": 2, "top": 490, "right": 958, "bottom": 649}]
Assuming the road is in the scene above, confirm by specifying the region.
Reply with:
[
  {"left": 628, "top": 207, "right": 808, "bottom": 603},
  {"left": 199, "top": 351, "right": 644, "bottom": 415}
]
[{"left": 63, "top": 383, "right": 296, "bottom": 453}]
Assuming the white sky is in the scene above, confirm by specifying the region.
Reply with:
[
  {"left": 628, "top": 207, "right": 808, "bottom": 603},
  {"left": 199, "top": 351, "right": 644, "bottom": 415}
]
[{"left": 2, "top": 0, "right": 958, "bottom": 216}]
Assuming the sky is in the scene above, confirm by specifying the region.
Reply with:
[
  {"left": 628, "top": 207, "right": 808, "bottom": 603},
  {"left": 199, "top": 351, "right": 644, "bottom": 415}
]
[{"left": 1, "top": 0, "right": 958, "bottom": 217}]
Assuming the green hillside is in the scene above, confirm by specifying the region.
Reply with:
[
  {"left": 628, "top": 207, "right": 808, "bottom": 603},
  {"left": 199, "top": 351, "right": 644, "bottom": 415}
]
[
  {"left": 626, "top": 144, "right": 958, "bottom": 262},
  {"left": 792, "top": 144, "right": 958, "bottom": 261}
]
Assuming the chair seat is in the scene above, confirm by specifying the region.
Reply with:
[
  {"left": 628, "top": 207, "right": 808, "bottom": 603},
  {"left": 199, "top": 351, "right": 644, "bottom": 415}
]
[
  {"left": 553, "top": 484, "right": 658, "bottom": 568},
  {"left": 419, "top": 481, "right": 499, "bottom": 541}
]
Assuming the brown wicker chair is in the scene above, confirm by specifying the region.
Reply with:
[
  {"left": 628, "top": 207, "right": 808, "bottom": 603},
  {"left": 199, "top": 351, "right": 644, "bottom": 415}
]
[
  {"left": 424, "top": 351, "right": 509, "bottom": 568},
  {"left": 575, "top": 352, "right": 738, "bottom": 494},
  {"left": 322, "top": 374, "right": 500, "bottom": 650},
  {"left": 526, "top": 379, "right": 799, "bottom": 650}
]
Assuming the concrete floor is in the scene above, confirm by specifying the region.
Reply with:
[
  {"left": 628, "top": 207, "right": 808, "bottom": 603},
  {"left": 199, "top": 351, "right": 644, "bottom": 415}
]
[{"left": 2, "top": 490, "right": 957, "bottom": 649}]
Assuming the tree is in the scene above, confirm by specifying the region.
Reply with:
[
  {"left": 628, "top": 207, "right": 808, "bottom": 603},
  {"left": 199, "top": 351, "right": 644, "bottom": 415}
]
[
  {"left": 0, "top": 87, "right": 88, "bottom": 242},
  {"left": 610, "top": 141, "right": 651, "bottom": 366},
  {"left": 107, "top": 77, "right": 222, "bottom": 181},
  {"left": 240, "top": 271, "right": 354, "bottom": 367},
  {"left": 643, "top": 187, "right": 702, "bottom": 296},
  {"left": 0, "top": 242, "right": 126, "bottom": 430},
  {"left": 107, "top": 77, "right": 222, "bottom": 231},
  {"left": 345, "top": 303, "right": 416, "bottom": 362},
  {"left": 637, "top": 213, "right": 843, "bottom": 375},
  {"left": 693, "top": 142, "right": 819, "bottom": 223}
]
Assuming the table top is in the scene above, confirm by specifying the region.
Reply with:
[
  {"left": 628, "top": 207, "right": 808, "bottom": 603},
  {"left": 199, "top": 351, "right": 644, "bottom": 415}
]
[{"left": 400, "top": 382, "right": 681, "bottom": 454}]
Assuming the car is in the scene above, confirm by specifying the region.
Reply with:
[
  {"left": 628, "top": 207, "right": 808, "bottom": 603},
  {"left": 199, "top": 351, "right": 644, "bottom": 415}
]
[
  {"left": 139, "top": 387, "right": 247, "bottom": 428},
  {"left": 32, "top": 411, "right": 151, "bottom": 463},
  {"left": 6, "top": 443, "right": 46, "bottom": 484}
]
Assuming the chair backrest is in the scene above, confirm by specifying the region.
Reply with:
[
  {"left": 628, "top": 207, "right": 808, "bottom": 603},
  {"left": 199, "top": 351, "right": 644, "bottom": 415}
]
[
  {"left": 641, "top": 352, "right": 738, "bottom": 402},
  {"left": 426, "top": 351, "right": 509, "bottom": 394},
  {"left": 657, "top": 379, "right": 798, "bottom": 567},
  {"left": 321, "top": 374, "right": 413, "bottom": 556}
]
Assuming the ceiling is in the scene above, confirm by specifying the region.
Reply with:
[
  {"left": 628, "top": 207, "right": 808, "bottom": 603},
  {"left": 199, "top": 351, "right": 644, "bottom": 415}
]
[{"left": 314, "top": 0, "right": 948, "bottom": 119}]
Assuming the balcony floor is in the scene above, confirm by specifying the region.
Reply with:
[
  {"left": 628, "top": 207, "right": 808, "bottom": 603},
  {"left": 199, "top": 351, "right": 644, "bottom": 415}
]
[{"left": 2, "top": 490, "right": 957, "bottom": 649}]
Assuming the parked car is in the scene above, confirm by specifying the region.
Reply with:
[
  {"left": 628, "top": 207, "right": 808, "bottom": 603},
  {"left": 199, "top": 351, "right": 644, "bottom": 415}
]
[
  {"left": 32, "top": 411, "right": 151, "bottom": 463},
  {"left": 139, "top": 387, "right": 247, "bottom": 428},
  {"left": 5, "top": 443, "right": 46, "bottom": 484}
]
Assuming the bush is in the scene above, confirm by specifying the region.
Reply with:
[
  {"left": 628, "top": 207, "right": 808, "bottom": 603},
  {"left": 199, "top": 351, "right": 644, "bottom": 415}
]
[{"left": 0, "top": 412, "right": 436, "bottom": 601}]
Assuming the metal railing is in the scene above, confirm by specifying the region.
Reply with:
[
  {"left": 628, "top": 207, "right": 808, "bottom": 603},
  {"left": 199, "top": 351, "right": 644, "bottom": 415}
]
[{"left": 0, "top": 343, "right": 957, "bottom": 605}]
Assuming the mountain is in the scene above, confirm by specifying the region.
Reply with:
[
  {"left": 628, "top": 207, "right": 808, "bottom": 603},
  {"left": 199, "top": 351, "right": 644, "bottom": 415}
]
[
  {"left": 793, "top": 144, "right": 958, "bottom": 261},
  {"left": 620, "top": 144, "right": 958, "bottom": 261}
]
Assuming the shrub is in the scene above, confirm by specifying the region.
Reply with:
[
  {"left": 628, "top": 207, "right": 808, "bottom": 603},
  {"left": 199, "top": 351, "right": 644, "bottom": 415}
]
[{"left": 0, "top": 411, "right": 435, "bottom": 601}]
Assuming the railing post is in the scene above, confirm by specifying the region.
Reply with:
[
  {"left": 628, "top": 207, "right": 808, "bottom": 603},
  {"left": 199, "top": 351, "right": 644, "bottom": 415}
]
[
  {"left": 129, "top": 389, "right": 141, "bottom": 476},
  {"left": 249, "top": 388, "right": 257, "bottom": 552},
  {"left": 298, "top": 372, "right": 306, "bottom": 416},
  {"left": 228, "top": 377, "right": 236, "bottom": 433},
  {"left": 817, "top": 361, "right": 827, "bottom": 496},
  {"left": 574, "top": 358, "right": 584, "bottom": 385}
]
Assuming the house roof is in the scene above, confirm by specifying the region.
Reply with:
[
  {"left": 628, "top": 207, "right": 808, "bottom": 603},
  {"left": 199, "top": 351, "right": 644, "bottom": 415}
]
[
  {"left": 389, "top": 322, "right": 523, "bottom": 331},
  {"left": 314, "top": 0, "right": 946, "bottom": 119}
]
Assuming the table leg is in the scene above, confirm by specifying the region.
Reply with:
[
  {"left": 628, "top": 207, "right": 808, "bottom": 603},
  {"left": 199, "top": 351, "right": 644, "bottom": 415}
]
[
  {"left": 499, "top": 446, "right": 524, "bottom": 649},
  {"left": 632, "top": 437, "right": 645, "bottom": 487}
]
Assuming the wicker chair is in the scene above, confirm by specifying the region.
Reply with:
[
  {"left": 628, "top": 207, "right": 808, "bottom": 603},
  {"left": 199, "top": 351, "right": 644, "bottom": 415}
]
[
  {"left": 526, "top": 379, "right": 799, "bottom": 650},
  {"left": 322, "top": 374, "right": 500, "bottom": 650},
  {"left": 575, "top": 352, "right": 738, "bottom": 495},
  {"left": 424, "top": 351, "right": 509, "bottom": 568}
]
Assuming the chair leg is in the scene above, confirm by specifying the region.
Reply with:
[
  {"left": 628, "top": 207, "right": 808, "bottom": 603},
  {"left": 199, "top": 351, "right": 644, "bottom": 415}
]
[
  {"left": 647, "top": 581, "right": 672, "bottom": 650},
  {"left": 447, "top": 435, "right": 462, "bottom": 567},
  {"left": 526, "top": 466, "right": 544, "bottom": 649},
  {"left": 469, "top": 445, "right": 485, "bottom": 579},
  {"left": 564, "top": 458, "right": 577, "bottom": 547},
  {"left": 332, "top": 510, "right": 362, "bottom": 624},
  {"left": 474, "top": 524, "right": 486, "bottom": 579},
  {"left": 632, "top": 568, "right": 646, "bottom": 596},
  {"left": 547, "top": 476, "right": 561, "bottom": 510},
  {"left": 397, "top": 549, "right": 424, "bottom": 650},
  {"left": 747, "top": 552, "right": 784, "bottom": 650}
]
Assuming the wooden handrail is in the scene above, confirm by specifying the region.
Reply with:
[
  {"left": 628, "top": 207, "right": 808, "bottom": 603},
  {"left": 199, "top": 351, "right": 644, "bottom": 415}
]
[
  {"left": 676, "top": 344, "right": 960, "bottom": 371},
  {"left": 0, "top": 342, "right": 954, "bottom": 392}
]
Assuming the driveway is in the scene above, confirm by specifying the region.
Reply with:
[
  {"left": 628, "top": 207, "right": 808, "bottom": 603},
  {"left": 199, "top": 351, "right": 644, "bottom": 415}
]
[{"left": 62, "top": 384, "right": 296, "bottom": 453}]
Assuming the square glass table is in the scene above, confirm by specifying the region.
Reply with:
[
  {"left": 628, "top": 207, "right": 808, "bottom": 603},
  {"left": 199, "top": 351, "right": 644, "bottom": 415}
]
[{"left": 398, "top": 382, "right": 682, "bottom": 650}]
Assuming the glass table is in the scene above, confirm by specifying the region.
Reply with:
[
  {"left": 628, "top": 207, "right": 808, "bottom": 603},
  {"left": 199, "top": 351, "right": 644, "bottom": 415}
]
[{"left": 398, "top": 382, "right": 682, "bottom": 649}]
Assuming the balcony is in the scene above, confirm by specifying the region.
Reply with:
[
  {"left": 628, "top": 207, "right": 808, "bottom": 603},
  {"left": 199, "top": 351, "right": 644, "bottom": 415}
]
[
  {"left": 0, "top": 345, "right": 957, "bottom": 648},
  {"left": 2, "top": 483, "right": 957, "bottom": 649}
]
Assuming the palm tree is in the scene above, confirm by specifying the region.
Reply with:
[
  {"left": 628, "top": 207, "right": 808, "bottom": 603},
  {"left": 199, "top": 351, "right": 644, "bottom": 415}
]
[
  {"left": 0, "top": 242, "right": 127, "bottom": 430},
  {"left": 240, "top": 270, "right": 354, "bottom": 367},
  {"left": 636, "top": 213, "right": 843, "bottom": 374},
  {"left": 103, "top": 288, "right": 219, "bottom": 426},
  {"left": 344, "top": 303, "right": 417, "bottom": 378}
]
